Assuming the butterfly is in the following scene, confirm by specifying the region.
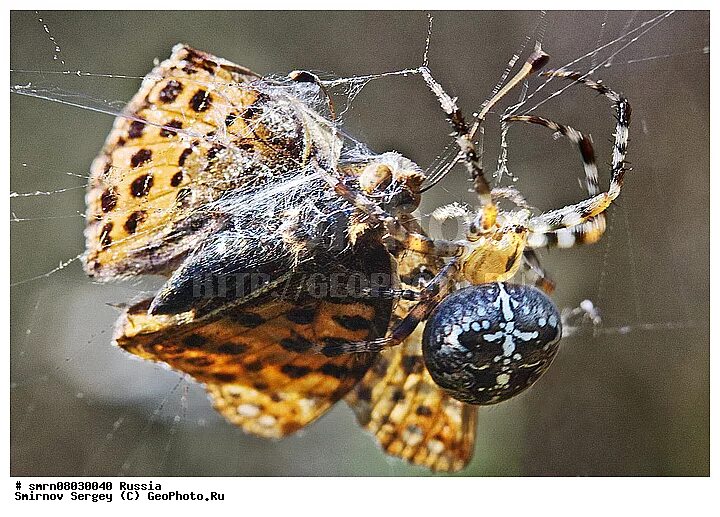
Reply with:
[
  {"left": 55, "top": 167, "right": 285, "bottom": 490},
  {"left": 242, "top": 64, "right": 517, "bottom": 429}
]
[{"left": 85, "top": 44, "right": 477, "bottom": 472}]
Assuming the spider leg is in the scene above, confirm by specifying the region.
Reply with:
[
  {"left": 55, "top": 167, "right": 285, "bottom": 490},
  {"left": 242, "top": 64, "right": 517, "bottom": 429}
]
[
  {"left": 490, "top": 186, "right": 533, "bottom": 209},
  {"left": 420, "top": 48, "right": 548, "bottom": 230},
  {"left": 543, "top": 70, "right": 631, "bottom": 195},
  {"left": 419, "top": 67, "right": 493, "bottom": 208},
  {"left": 504, "top": 114, "right": 600, "bottom": 196},
  {"left": 358, "top": 286, "right": 427, "bottom": 302},
  {"left": 327, "top": 172, "right": 466, "bottom": 257},
  {"left": 527, "top": 214, "right": 607, "bottom": 249},
  {"left": 317, "top": 259, "right": 460, "bottom": 355},
  {"left": 522, "top": 249, "right": 556, "bottom": 294},
  {"left": 502, "top": 114, "right": 610, "bottom": 248},
  {"left": 524, "top": 72, "right": 631, "bottom": 235}
]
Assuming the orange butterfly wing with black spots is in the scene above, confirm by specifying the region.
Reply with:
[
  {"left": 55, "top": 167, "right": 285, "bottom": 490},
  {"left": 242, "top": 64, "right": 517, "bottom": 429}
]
[
  {"left": 116, "top": 289, "right": 391, "bottom": 438},
  {"left": 84, "top": 44, "right": 336, "bottom": 278},
  {"left": 346, "top": 327, "right": 477, "bottom": 472},
  {"left": 113, "top": 222, "right": 395, "bottom": 438},
  {"left": 346, "top": 241, "right": 478, "bottom": 472}
]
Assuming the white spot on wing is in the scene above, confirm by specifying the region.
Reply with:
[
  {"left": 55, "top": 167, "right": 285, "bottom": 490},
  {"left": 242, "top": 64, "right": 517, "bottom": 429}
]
[
  {"left": 237, "top": 403, "right": 261, "bottom": 417},
  {"left": 258, "top": 414, "right": 277, "bottom": 427}
]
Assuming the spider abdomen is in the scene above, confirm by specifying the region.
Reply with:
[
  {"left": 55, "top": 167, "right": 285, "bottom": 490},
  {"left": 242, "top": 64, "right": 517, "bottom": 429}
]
[{"left": 422, "top": 283, "right": 562, "bottom": 405}]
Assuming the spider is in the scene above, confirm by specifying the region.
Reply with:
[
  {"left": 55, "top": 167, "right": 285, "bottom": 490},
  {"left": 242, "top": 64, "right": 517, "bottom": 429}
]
[{"left": 309, "top": 46, "right": 631, "bottom": 404}]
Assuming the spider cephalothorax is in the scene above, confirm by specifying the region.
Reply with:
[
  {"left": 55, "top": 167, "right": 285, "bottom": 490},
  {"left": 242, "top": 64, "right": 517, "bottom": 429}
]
[{"left": 459, "top": 215, "right": 531, "bottom": 284}]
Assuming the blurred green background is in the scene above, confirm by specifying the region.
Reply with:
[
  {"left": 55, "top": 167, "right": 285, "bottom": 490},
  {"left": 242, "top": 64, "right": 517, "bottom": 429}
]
[{"left": 10, "top": 11, "right": 709, "bottom": 476}]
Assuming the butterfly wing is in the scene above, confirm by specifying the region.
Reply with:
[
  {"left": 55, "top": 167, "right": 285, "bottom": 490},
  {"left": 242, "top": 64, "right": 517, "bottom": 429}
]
[
  {"left": 346, "top": 325, "right": 477, "bottom": 472},
  {"left": 116, "top": 293, "right": 387, "bottom": 437},
  {"left": 346, "top": 232, "right": 478, "bottom": 472},
  {"left": 84, "top": 44, "right": 339, "bottom": 278},
  {"left": 114, "top": 234, "right": 394, "bottom": 438}
]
